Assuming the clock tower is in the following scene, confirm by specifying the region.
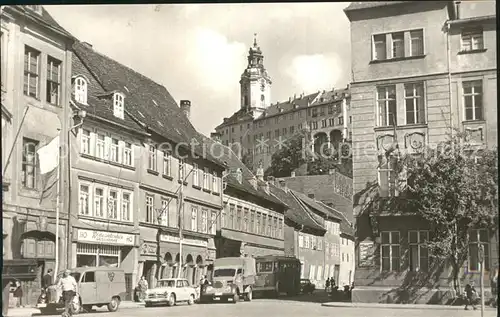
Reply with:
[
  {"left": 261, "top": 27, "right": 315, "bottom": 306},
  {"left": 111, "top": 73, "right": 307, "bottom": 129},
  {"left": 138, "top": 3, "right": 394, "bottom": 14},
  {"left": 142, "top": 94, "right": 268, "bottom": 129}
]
[{"left": 239, "top": 34, "right": 272, "bottom": 117}]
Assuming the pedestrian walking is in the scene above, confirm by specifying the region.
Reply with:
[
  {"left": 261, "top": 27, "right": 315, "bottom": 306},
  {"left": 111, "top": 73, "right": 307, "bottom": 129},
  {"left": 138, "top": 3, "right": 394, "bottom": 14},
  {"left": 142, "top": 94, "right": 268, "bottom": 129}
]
[
  {"left": 325, "top": 278, "right": 330, "bottom": 293},
  {"left": 464, "top": 283, "right": 478, "bottom": 310},
  {"left": 56, "top": 269, "right": 78, "bottom": 316},
  {"left": 42, "top": 269, "right": 53, "bottom": 290},
  {"left": 138, "top": 276, "right": 148, "bottom": 302},
  {"left": 13, "top": 280, "right": 23, "bottom": 308}
]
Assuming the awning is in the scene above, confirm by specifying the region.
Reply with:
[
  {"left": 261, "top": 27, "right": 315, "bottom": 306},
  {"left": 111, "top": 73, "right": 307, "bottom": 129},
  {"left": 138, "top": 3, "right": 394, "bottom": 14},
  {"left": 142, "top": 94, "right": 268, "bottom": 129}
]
[{"left": 20, "top": 230, "right": 56, "bottom": 241}]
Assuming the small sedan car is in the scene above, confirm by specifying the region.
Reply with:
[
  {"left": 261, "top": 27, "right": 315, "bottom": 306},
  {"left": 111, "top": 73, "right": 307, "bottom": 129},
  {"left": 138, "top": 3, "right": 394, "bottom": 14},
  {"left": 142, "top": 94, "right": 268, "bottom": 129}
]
[
  {"left": 300, "top": 279, "right": 315, "bottom": 294},
  {"left": 144, "top": 278, "right": 197, "bottom": 307}
]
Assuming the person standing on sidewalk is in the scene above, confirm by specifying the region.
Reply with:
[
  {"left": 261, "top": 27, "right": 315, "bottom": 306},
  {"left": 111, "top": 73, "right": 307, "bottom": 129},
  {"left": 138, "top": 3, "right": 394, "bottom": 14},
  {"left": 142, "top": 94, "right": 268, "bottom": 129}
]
[
  {"left": 57, "top": 269, "right": 78, "bottom": 316},
  {"left": 138, "top": 276, "right": 148, "bottom": 302},
  {"left": 13, "top": 280, "right": 23, "bottom": 308},
  {"left": 325, "top": 278, "right": 331, "bottom": 293},
  {"left": 464, "top": 284, "right": 478, "bottom": 310},
  {"left": 42, "top": 269, "right": 53, "bottom": 291}
]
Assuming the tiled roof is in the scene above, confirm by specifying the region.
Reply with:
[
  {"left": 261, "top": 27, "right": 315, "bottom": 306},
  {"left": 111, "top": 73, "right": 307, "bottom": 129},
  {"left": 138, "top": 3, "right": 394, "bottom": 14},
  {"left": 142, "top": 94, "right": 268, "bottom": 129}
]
[
  {"left": 72, "top": 41, "right": 224, "bottom": 167},
  {"left": 200, "top": 135, "right": 287, "bottom": 209},
  {"left": 256, "top": 92, "right": 320, "bottom": 119},
  {"left": 344, "top": 1, "right": 412, "bottom": 12},
  {"left": 9, "top": 6, "right": 74, "bottom": 39},
  {"left": 319, "top": 202, "right": 354, "bottom": 237},
  {"left": 270, "top": 185, "right": 326, "bottom": 234},
  {"left": 290, "top": 190, "right": 342, "bottom": 222}
]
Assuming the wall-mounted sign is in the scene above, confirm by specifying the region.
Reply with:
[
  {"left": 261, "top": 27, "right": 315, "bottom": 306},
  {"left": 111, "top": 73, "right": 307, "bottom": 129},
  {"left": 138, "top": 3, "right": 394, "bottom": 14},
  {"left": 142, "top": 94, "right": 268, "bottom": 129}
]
[
  {"left": 77, "top": 229, "right": 135, "bottom": 246},
  {"left": 140, "top": 242, "right": 158, "bottom": 256},
  {"left": 160, "top": 233, "right": 208, "bottom": 248},
  {"left": 359, "top": 241, "right": 376, "bottom": 267}
]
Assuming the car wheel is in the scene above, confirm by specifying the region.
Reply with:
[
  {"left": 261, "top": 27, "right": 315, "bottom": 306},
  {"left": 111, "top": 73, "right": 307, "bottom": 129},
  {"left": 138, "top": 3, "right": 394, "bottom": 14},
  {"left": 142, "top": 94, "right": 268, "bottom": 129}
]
[
  {"left": 82, "top": 304, "right": 93, "bottom": 312},
  {"left": 244, "top": 288, "right": 253, "bottom": 302},
  {"left": 107, "top": 297, "right": 120, "bottom": 312},
  {"left": 167, "top": 294, "right": 176, "bottom": 307},
  {"left": 188, "top": 294, "right": 195, "bottom": 305}
]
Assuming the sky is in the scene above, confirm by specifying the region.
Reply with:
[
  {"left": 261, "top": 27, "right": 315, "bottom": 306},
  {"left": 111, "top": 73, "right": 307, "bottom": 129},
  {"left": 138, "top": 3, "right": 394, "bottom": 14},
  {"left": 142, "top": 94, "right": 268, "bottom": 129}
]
[{"left": 46, "top": 3, "right": 352, "bottom": 135}]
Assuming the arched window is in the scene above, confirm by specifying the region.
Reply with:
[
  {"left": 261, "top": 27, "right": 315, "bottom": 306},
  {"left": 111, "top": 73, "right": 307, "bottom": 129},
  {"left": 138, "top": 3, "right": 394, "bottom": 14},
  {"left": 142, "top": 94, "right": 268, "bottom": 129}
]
[
  {"left": 113, "top": 92, "right": 124, "bottom": 119},
  {"left": 74, "top": 77, "right": 88, "bottom": 104}
]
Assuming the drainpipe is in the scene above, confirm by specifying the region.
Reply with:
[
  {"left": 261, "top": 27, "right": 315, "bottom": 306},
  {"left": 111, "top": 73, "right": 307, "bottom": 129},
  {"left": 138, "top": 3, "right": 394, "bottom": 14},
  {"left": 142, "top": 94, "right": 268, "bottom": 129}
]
[
  {"left": 297, "top": 224, "right": 304, "bottom": 277},
  {"left": 446, "top": 20, "right": 454, "bottom": 133}
]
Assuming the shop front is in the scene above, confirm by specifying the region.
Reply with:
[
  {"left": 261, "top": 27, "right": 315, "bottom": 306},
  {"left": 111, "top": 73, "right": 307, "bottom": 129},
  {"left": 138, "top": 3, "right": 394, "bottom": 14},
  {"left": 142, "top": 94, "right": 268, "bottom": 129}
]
[{"left": 73, "top": 228, "right": 139, "bottom": 300}]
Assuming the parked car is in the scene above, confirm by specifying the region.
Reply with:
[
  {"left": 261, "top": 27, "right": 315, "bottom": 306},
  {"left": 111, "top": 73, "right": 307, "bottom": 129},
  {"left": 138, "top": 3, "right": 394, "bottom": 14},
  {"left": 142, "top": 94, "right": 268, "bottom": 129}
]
[
  {"left": 144, "top": 278, "right": 196, "bottom": 307},
  {"left": 37, "top": 267, "right": 126, "bottom": 314},
  {"left": 300, "top": 279, "right": 315, "bottom": 294}
]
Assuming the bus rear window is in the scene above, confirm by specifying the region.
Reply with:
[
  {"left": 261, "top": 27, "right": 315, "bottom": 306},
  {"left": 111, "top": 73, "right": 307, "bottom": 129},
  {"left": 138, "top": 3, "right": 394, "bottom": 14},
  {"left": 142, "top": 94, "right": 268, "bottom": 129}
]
[{"left": 258, "top": 262, "right": 273, "bottom": 273}]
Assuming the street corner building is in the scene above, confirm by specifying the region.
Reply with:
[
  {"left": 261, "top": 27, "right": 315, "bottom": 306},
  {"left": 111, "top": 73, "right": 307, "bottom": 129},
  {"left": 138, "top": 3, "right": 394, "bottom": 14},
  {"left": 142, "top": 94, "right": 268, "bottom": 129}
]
[
  {"left": 205, "top": 135, "right": 288, "bottom": 258},
  {"left": 211, "top": 36, "right": 352, "bottom": 173},
  {"left": 68, "top": 39, "right": 226, "bottom": 294},
  {"left": 344, "top": 1, "right": 497, "bottom": 304},
  {"left": 1, "top": 5, "right": 75, "bottom": 307}
]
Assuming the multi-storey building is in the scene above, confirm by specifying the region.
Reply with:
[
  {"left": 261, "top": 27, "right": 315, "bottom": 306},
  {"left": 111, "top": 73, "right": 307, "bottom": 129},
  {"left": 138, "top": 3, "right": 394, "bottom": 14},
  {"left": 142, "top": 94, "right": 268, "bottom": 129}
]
[
  {"left": 344, "top": 0, "right": 497, "bottom": 304},
  {"left": 204, "top": 136, "right": 288, "bottom": 258},
  {"left": 69, "top": 40, "right": 226, "bottom": 294},
  {"left": 213, "top": 38, "right": 351, "bottom": 172},
  {"left": 1, "top": 5, "right": 74, "bottom": 306}
]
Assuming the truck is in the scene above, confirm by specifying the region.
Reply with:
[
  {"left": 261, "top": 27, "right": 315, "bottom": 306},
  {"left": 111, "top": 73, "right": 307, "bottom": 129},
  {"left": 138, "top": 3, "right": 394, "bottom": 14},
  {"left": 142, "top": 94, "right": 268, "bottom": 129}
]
[{"left": 200, "top": 257, "right": 255, "bottom": 303}]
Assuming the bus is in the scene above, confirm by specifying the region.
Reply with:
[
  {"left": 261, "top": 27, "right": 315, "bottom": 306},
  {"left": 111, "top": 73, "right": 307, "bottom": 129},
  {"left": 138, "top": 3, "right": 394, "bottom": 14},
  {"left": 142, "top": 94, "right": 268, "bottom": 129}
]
[{"left": 254, "top": 255, "right": 301, "bottom": 297}]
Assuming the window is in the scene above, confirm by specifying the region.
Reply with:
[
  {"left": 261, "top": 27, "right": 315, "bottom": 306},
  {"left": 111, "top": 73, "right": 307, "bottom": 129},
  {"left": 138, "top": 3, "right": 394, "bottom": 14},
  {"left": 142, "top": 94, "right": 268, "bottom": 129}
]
[
  {"left": 46, "top": 57, "right": 61, "bottom": 105},
  {"left": 110, "top": 138, "right": 119, "bottom": 163},
  {"left": 463, "top": 81, "right": 483, "bottom": 121},
  {"left": 82, "top": 272, "right": 95, "bottom": 283},
  {"left": 243, "top": 208, "right": 249, "bottom": 232},
  {"left": 250, "top": 210, "right": 255, "bottom": 233},
  {"left": 373, "top": 34, "right": 386, "bottom": 60},
  {"left": 79, "top": 184, "right": 90, "bottom": 215},
  {"left": 236, "top": 207, "right": 242, "bottom": 230},
  {"left": 410, "top": 29, "right": 424, "bottom": 56},
  {"left": 349, "top": 116, "right": 352, "bottom": 124},
  {"left": 191, "top": 206, "right": 198, "bottom": 231},
  {"left": 282, "top": 127, "right": 287, "bottom": 135},
  {"left": 162, "top": 151, "right": 171, "bottom": 176},
  {"left": 267, "top": 215, "right": 272, "bottom": 236},
  {"left": 381, "top": 231, "right": 401, "bottom": 272},
  {"left": 221, "top": 208, "right": 226, "bottom": 228},
  {"left": 339, "top": 116, "right": 344, "bottom": 125},
  {"left": 275, "top": 129, "right": 279, "bottom": 138},
  {"left": 74, "top": 77, "right": 88, "bottom": 104},
  {"left": 391, "top": 32, "right": 404, "bottom": 58},
  {"left": 113, "top": 93, "right": 124, "bottom": 119},
  {"left": 409, "top": 230, "right": 429, "bottom": 272},
  {"left": 290, "top": 126, "right": 295, "bottom": 134},
  {"left": 24, "top": 46, "right": 40, "bottom": 98},
  {"left": 210, "top": 211, "right": 217, "bottom": 235},
  {"left": 377, "top": 86, "right": 397, "bottom": 126},
  {"left": 124, "top": 143, "right": 133, "bottom": 166},
  {"left": 404, "top": 82, "right": 425, "bottom": 124},
  {"left": 122, "top": 192, "right": 131, "bottom": 221},
  {"left": 378, "top": 155, "right": 398, "bottom": 197},
  {"left": 461, "top": 27, "right": 483, "bottom": 51},
  {"left": 261, "top": 213, "right": 266, "bottom": 235},
  {"left": 148, "top": 145, "right": 156, "bottom": 171},
  {"left": 193, "top": 163, "right": 199, "bottom": 186},
  {"left": 94, "top": 187, "right": 104, "bottom": 218},
  {"left": 212, "top": 171, "right": 218, "bottom": 192},
  {"left": 146, "top": 194, "right": 155, "bottom": 224},
  {"left": 80, "top": 129, "right": 91, "bottom": 154},
  {"left": 469, "top": 229, "right": 489, "bottom": 271},
  {"left": 22, "top": 138, "right": 38, "bottom": 189},
  {"left": 304, "top": 235, "right": 310, "bottom": 248},
  {"left": 203, "top": 167, "right": 210, "bottom": 190},
  {"left": 201, "top": 209, "right": 208, "bottom": 233},
  {"left": 178, "top": 158, "right": 185, "bottom": 181},
  {"left": 256, "top": 212, "right": 261, "bottom": 235},
  {"left": 299, "top": 235, "right": 304, "bottom": 248},
  {"left": 96, "top": 134, "right": 105, "bottom": 159},
  {"left": 108, "top": 190, "right": 118, "bottom": 219},
  {"left": 321, "top": 119, "right": 327, "bottom": 128},
  {"left": 229, "top": 204, "right": 235, "bottom": 229},
  {"left": 329, "top": 118, "right": 335, "bottom": 126},
  {"left": 312, "top": 108, "right": 318, "bottom": 117}
]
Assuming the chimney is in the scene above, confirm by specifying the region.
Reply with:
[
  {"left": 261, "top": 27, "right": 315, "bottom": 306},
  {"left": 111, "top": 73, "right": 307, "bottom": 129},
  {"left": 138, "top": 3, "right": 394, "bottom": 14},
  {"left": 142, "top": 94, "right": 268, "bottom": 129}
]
[
  {"left": 291, "top": 171, "right": 296, "bottom": 177},
  {"left": 288, "top": 97, "right": 291, "bottom": 102},
  {"left": 455, "top": 1, "right": 461, "bottom": 19},
  {"left": 180, "top": 100, "right": 191, "bottom": 120},
  {"left": 235, "top": 168, "right": 243, "bottom": 184},
  {"left": 278, "top": 180, "right": 288, "bottom": 192},
  {"left": 223, "top": 118, "right": 228, "bottom": 123},
  {"left": 294, "top": 93, "right": 296, "bottom": 100}
]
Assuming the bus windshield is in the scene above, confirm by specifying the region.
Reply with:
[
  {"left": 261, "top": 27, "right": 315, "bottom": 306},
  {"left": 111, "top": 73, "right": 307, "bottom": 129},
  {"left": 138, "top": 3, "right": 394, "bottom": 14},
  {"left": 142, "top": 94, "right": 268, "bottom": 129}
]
[{"left": 213, "top": 269, "right": 236, "bottom": 277}]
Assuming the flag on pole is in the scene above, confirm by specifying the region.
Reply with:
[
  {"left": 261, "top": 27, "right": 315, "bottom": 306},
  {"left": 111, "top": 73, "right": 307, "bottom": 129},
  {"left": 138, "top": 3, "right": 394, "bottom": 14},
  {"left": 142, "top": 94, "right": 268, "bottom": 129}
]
[{"left": 37, "top": 135, "right": 60, "bottom": 174}]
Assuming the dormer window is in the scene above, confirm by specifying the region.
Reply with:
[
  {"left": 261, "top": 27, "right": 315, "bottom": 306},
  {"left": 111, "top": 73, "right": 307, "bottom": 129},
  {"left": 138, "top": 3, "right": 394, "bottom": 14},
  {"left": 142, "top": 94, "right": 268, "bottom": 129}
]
[
  {"left": 74, "top": 76, "right": 87, "bottom": 104},
  {"left": 25, "top": 5, "right": 42, "bottom": 14},
  {"left": 113, "top": 93, "right": 124, "bottom": 119}
]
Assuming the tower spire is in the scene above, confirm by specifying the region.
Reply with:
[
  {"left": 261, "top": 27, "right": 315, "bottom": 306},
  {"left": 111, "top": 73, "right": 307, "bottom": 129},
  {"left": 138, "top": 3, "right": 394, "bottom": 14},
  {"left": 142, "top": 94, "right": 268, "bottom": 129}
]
[{"left": 253, "top": 33, "right": 257, "bottom": 47}]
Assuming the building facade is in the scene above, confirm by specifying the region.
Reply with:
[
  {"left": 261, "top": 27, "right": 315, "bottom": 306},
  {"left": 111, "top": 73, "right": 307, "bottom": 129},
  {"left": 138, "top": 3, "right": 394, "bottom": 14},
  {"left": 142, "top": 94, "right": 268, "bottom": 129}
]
[
  {"left": 1, "top": 5, "right": 74, "bottom": 306},
  {"left": 345, "top": 1, "right": 497, "bottom": 304},
  {"left": 213, "top": 39, "right": 352, "bottom": 172},
  {"left": 69, "top": 40, "right": 226, "bottom": 295}
]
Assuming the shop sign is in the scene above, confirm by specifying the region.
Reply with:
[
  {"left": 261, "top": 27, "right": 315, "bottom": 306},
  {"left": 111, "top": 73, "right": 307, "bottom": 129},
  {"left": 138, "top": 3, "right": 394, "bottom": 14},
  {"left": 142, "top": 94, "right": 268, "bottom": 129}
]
[
  {"left": 160, "top": 233, "right": 208, "bottom": 248},
  {"left": 77, "top": 229, "right": 134, "bottom": 246},
  {"left": 141, "top": 242, "right": 158, "bottom": 256}
]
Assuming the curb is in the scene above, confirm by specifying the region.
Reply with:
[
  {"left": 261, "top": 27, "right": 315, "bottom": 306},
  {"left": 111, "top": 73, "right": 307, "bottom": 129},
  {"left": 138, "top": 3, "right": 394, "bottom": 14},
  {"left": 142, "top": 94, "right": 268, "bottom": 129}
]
[
  {"left": 321, "top": 302, "right": 496, "bottom": 311},
  {"left": 5, "top": 302, "right": 145, "bottom": 316}
]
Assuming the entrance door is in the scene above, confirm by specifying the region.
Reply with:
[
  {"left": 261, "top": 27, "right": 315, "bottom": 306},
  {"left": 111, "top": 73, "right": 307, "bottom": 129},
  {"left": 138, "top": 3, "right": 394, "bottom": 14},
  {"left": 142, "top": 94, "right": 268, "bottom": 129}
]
[
  {"left": 333, "top": 265, "right": 340, "bottom": 285},
  {"left": 143, "top": 261, "right": 156, "bottom": 288},
  {"left": 79, "top": 272, "right": 97, "bottom": 304}
]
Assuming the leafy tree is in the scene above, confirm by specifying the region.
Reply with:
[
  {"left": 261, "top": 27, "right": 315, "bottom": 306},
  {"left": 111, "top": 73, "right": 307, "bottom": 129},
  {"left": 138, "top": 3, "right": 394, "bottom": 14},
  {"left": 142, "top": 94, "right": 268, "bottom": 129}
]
[
  {"left": 395, "top": 130, "right": 498, "bottom": 292},
  {"left": 241, "top": 152, "right": 254, "bottom": 172}
]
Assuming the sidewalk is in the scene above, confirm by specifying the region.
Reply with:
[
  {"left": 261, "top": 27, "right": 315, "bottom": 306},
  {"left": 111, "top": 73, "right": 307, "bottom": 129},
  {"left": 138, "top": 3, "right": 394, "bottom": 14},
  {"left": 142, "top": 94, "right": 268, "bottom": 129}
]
[
  {"left": 5, "top": 301, "right": 145, "bottom": 317},
  {"left": 322, "top": 302, "right": 496, "bottom": 311}
]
